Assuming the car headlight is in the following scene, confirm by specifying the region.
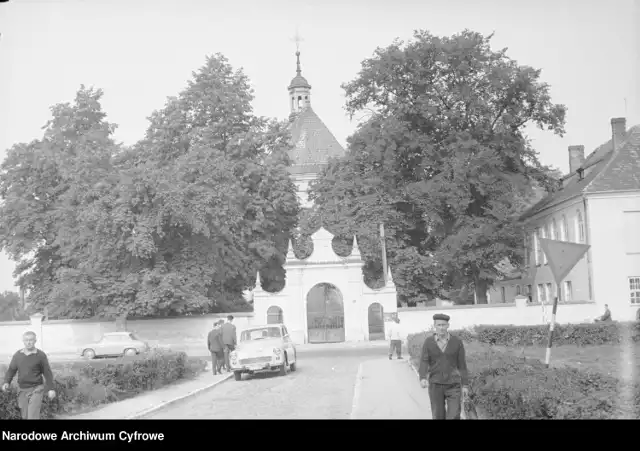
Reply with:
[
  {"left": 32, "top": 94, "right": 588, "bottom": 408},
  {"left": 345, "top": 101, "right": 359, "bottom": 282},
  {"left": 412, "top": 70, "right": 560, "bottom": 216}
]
[
  {"left": 230, "top": 352, "right": 238, "bottom": 361},
  {"left": 273, "top": 348, "right": 281, "bottom": 355}
]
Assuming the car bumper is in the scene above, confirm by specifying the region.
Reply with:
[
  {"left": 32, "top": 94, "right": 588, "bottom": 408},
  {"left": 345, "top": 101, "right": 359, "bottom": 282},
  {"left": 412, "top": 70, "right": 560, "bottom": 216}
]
[{"left": 231, "top": 358, "right": 283, "bottom": 373}]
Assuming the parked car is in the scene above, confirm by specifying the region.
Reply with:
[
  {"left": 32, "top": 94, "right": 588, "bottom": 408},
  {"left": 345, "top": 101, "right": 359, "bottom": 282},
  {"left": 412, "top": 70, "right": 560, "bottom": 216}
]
[
  {"left": 79, "top": 332, "right": 149, "bottom": 359},
  {"left": 229, "top": 324, "right": 297, "bottom": 381}
]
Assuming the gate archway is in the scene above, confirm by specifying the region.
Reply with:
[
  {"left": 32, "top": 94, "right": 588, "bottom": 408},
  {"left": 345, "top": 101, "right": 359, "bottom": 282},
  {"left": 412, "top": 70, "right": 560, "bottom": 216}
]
[
  {"left": 306, "top": 283, "right": 345, "bottom": 343},
  {"left": 368, "top": 303, "right": 385, "bottom": 341},
  {"left": 267, "top": 306, "right": 284, "bottom": 325}
]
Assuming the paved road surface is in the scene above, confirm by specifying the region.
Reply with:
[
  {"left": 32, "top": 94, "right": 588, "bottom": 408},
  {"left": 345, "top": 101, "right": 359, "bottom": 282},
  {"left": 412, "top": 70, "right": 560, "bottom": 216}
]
[
  {"left": 142, "top": 344, "right": 429, "bottom": 420},
  {"left": 144, "top": 355, "right": 364, "bottom": 419},
  {"left": 350, "top": 358, "right": 431, "bottom": 419}
]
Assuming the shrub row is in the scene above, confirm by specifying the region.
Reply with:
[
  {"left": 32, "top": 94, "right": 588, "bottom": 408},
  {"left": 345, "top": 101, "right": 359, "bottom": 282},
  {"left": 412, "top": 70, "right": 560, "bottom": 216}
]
[
  {"left": 411, "top": 321, "right": 640, "bottom": 348},
  {"left": 0, "top": 349, "right": 207, "bottom": 419},
  {"left": 408, "top": 331, "right": 640, "bottom": 419}
]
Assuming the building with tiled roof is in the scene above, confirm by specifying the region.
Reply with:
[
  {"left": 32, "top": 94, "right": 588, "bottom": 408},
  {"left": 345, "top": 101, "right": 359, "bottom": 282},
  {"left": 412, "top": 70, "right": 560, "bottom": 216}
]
[
  {"left": 512, "top": 117, "right": 640, "bottom": 321},
  {"left": 285, "top": 50, "right": 345, "bottom": 207}
]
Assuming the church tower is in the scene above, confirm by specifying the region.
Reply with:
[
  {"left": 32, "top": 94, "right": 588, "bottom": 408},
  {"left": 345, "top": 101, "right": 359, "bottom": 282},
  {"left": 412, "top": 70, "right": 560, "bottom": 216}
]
[
  {"left": 288, "top": 50, "right": 311, "bottom": 113},
  {"left": 285, "top": 49, "right": 345, "bottom": 208},
  {"left": 250, "top": 44, "right": 398, "bottom": 345}
]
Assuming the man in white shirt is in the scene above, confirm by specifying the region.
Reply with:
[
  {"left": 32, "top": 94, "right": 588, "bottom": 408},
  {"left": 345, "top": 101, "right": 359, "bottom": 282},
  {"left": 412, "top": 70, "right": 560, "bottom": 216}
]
[{"left": 386, "top": 316, "right": 404, "bottom": 360}]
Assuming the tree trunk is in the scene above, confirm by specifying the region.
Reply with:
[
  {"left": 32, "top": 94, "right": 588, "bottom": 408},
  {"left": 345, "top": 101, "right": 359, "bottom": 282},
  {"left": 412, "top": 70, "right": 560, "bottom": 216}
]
[{"left": 474, "top": 278, "right": 489, "bottom": 304}]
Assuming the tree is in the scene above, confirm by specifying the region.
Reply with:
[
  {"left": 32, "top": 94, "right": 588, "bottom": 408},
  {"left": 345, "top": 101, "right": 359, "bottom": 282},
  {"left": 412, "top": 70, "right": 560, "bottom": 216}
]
[
  {"left": 0, "top": 55, "right": 300, "bottom": 318},
  {"left": 0, "top": 291, "right": 27, "bottom": 321},
  {"left": 309, "top": 30, "right": 566, "bottom": 304}
]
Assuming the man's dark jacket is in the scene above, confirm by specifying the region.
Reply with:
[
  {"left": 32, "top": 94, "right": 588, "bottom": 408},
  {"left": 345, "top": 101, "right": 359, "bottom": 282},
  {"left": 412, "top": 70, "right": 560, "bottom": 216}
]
[
  {"left": 221, "top": 322, "right": 237, "bottom": 347},
  {"left": 207, "top": 329, "right": 224, "bottom": 353},
  {"left": 418, "top": 334, "right": 469, "bottom": 386}
]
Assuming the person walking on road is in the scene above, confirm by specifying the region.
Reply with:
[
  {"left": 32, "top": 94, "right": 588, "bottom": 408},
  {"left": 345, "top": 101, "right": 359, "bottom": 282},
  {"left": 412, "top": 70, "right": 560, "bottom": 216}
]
[
  {"left": 221, "top": 315, "right": 237, "bottom": 372},
  {"left": 418, "top": 313, "right": 469, "bottom": 420},
  {"left": 208, "top": 321, "right": 225, "bottom": 375},
  {"left": 2, "top": 331, "right": 56, "bottom": 419},
  {"left": 386, "top": 316, "right": 404, "bottom": 360}
]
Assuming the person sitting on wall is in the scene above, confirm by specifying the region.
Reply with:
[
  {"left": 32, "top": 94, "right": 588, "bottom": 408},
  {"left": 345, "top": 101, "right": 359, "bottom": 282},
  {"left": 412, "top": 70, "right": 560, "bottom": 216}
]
[{"left": 595, "top": 304, "right": 612, "bottom": 322}]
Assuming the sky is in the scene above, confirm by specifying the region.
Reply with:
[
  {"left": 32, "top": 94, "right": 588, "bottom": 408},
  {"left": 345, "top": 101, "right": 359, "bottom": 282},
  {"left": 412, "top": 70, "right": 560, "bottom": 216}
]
[{"left": 0, "top": 0, "right": 638, "bottom": 293}]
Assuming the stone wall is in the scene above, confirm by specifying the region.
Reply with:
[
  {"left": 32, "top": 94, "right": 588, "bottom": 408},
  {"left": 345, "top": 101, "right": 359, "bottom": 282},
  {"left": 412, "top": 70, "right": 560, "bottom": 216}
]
[
  {"left": 0, "top": 313, "right": 256, "bottom": 357},
  {"left": 0, "top": 300, "right": 599, "bottom": 359}
]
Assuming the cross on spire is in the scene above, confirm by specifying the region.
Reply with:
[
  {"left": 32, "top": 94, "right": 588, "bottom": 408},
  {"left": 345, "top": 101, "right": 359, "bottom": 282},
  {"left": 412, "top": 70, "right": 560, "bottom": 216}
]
[{"left": 291, "top": 29, "right": 304, "bottom": 52}]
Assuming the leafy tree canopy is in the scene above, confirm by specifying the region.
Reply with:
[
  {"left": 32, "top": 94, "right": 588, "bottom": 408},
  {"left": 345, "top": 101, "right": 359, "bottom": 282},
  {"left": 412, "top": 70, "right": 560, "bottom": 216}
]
[
  {"left": 309, "top": 30, "right": 566, "bottom": 304},
  {"left": 0, "top": 291, "right": 27, "bottom": 321},
  {"left": 0, "top": 54, "right": 299, "bottom": 318}
]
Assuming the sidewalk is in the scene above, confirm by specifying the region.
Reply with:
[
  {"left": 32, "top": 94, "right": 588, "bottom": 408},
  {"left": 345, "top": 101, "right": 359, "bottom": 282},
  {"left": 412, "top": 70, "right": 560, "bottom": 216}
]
[
  {"left": 350, "top": 358, "right": 432, "bottom": 419},
  {"left": 64, "top": 370, "right": 231, "bottom": 419}
]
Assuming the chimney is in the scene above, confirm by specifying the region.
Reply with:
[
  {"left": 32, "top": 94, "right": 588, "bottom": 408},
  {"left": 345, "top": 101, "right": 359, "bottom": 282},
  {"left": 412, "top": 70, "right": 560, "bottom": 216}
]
[
  {"left": 611, "top": 117, "right": 626, "bottom": 150},
  {"left": 568, "top": 145, "right": 585, "bottom": 173}
]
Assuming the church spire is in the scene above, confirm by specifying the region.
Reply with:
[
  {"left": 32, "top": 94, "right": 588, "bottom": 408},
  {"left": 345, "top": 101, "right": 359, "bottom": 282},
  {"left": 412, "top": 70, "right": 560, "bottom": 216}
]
[{"left": 288, "top": 31, "right": 311, "bottom": 114}]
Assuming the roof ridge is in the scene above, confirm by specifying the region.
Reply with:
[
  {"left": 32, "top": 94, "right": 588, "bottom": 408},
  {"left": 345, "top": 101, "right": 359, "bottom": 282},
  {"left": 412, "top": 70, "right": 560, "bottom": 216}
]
[
  {"left": 584, "top": 124, "right": 640, "bottom": 193},
  {"left": 520, "top": 124, "right": 640, "bottom": 220}
]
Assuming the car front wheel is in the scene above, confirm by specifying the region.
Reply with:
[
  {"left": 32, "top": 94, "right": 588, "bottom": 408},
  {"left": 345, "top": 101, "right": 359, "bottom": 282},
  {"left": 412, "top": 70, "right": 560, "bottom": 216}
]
[
  {"left": 124, "top": 348, "right": 137, "bottom": 357},
  {"left": 279, "top": 356, "right": 288, "bottom": 376},
  {"left": 83, "top": 349, "right": 96, "bottom": 359},
  {"left": 234, "top": 371, "right": 242, "bottom": 381}
]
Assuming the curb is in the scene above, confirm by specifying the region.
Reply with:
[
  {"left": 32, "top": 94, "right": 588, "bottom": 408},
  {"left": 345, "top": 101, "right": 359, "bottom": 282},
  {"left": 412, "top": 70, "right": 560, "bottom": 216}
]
[{"left": 126, "top": 373, "right": 233, "bottom": 419}]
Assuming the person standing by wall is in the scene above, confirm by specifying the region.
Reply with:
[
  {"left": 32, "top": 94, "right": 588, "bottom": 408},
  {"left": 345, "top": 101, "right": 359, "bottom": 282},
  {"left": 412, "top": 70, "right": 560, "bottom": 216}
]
[
  {"left": 386, "top": 316, "right": 404, "bottom": 360},
  {"left": 207, "top": 321, "right": 225, "bottom": 375},
  {"left": 221, "top": 315, "right": 237, "bottom": 372},
  {"left": 418, "top": 314, "right": 469, "bottom": 420},
  {"left": 2, "top": 331, "right": 56, "bottom": 419}
]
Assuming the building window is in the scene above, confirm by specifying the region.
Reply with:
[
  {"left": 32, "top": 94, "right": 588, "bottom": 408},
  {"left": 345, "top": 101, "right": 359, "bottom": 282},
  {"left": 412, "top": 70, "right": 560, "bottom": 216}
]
[
  {"left": 501, "top": 286, "right": 506, "bottom": 302},
  {"left": 561, "top": 215, "right": 569, "bottom": 241},
  {"left": 630, "top": 277, "right": 640, "bottom": 304},
  {"left": 563, "top": 281, "right": 573, "bottom": 302},
  {"left": 552, "top": 218, "right": 559, "bottom": 240},
  {"left": 516, "top": 285, "right": 521, "bottom": 296},
  {"left": 535, "top": 229, "right": 543, "bottom": 265},
  {"left": 576, "top": 210, "right": 585, "bottom": 243},
  {"left": 537, "top": 284, "right": 546, "bottom": 303},
  {"left": 524, "top": 235, "right": 530, "bottom": 267},
  {"left": 546, "top": 283, "right": 553, "bottom": 303},
  {"left": 267, "top": 306, "right": 284, "bottom": 324},
  {"left": 540, "top": 227, "right": 548, "bottom": 264}
]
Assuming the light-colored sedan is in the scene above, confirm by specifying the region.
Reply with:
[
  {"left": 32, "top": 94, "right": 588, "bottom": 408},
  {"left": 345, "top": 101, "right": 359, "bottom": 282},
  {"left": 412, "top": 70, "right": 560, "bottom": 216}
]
[
  {"left": 79, "top": 332, "right": 149, "bottom": 359},
  {"left": 229, "top": 324, "right": 297, "bottom": 381}
]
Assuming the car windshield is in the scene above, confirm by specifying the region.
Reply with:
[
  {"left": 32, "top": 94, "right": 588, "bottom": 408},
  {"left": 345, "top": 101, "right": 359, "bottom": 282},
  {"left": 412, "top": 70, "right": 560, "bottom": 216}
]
[{"left": 241, "top": 327, "right": 282, "bottom": 341}]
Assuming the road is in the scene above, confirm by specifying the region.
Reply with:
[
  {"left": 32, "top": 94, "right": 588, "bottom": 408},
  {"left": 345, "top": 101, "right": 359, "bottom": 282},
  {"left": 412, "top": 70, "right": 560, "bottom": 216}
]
[{"left": 143, "top": 347, "right": 397, "bottom": 419}]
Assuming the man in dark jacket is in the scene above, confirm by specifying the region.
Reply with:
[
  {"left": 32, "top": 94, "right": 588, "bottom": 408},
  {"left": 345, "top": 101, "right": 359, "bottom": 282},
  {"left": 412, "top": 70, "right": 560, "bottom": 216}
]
[
  {"left": 418, "top": 313, "right": 469, "bottom": 420},
  {"left": 2, "top": 331, "right": 56, "bottom": 419},
  {"left": 207, "top": 321, "right": 225, "bottom": 375},
  {"left": 221, "top": 315, "right": 237, "bottom": 372}
]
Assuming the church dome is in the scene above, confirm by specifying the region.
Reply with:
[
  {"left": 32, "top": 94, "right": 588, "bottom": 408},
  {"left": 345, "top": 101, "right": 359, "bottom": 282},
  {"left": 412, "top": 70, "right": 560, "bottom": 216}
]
[{"left": 288, "top": 74, "right": 311, "bottom": 90}]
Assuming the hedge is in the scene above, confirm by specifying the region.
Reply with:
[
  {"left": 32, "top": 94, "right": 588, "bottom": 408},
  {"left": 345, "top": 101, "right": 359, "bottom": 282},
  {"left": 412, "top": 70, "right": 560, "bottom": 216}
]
[
  {"left": 410, "top": 321, "right": 640, "bottom": 348},
  {"left": 0, "top": 349, "right": 207, "bottom": 419},
  {"left": 408, "top": 331, "right": 640, "bottom": 419}
]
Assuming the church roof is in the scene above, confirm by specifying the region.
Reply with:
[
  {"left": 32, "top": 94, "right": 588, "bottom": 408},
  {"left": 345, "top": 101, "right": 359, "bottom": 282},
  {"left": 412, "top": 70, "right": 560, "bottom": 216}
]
[
  {"left": 287, "top": 107, "right": 345, "bottom": 174},
  {"left": 288, "top": 74, "right": 311, "bottom": 90},
  {"left": 520, "top": 124, "right": 640, "bottom": 221}
]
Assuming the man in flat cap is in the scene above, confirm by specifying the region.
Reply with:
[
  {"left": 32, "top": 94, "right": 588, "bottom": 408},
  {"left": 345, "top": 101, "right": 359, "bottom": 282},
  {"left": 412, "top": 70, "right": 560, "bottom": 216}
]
[{"left": 418, "top": 313, "right": 469, "bottom": 419}]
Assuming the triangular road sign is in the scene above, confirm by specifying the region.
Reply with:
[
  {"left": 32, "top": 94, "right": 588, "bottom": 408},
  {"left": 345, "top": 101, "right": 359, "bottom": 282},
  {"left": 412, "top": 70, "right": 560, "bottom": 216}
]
[{"left": 539, "top": 238, "right": 590, "bottom": 285}]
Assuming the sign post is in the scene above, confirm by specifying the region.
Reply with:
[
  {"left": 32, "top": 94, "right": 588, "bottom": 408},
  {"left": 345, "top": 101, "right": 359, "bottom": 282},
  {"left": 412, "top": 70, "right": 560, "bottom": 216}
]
[{"left": 539, "top": 238, "right": 590, "bottom": 368}]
